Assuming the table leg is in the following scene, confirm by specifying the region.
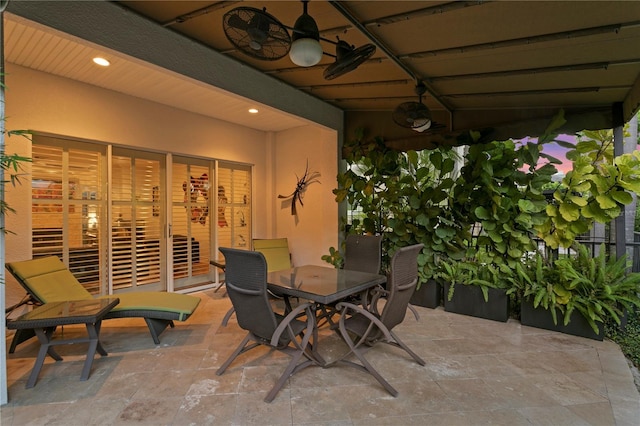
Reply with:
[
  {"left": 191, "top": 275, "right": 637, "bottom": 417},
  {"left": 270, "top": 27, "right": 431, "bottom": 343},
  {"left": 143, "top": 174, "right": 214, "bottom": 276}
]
[
  {"left": 26, "top": 328, "right": 62, "bottom": 389},
  {"left": 94, "top": 321, "right": 108, "bottom": 356},
  {"left": 80, "top": 321, "right": 106, "bottom": 381},
  {"left": 42, "top": 328, "right": 63, "bottom": 361}
]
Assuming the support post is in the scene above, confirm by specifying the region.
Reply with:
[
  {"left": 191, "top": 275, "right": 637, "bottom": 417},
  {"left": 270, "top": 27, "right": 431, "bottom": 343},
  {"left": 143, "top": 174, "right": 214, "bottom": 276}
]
[
  {"left": 1, "top": 0, "right": 8, "bottom": 406},
  {"left": 613, "top": 102, "right": 626, "bottom": 260}
]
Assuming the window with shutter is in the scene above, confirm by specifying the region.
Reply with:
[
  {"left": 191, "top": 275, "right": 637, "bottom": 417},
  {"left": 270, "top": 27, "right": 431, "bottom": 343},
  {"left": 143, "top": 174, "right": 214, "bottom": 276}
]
[
  {"left": 32, "top": 138, "right": 106, "bottom": 294},
  {"left": 172, "top": 158, "right": 212, "bottom": 290},
  {"left": 217, "top": 163, "right": 251, "bottom": 250},
  {"left": 111, "top": 149, "right": 164, "bottom": 291}
]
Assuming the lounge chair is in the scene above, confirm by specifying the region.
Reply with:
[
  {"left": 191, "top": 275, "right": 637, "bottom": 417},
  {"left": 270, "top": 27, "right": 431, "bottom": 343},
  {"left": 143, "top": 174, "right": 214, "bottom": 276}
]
[
  {"left": 216, "top": 247, "right": 318, "bottom": 403},
  {"left": 334, "top": 243, "right": 426, "bottom": 397},
  {"left": 6, "top": 256, "right": 201, "bottom": 350}
]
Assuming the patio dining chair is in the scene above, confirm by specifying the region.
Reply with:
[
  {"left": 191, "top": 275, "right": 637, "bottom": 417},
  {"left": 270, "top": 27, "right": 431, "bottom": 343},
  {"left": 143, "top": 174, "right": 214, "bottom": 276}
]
[
  {"left": 334, "top": 243, "right": 426, "bottom": 397},
  {"left": 343, "top": 234, "right": 382, "bottom": 274},
  {"left": 216, "top": 247, "right": 319, "bottom": 403},
  {"left": 317, "top": 234, "right": 383, "bottom": 327},
  {"left": 221, "top": 238, "right": 293, "bottom": 325},
  {"left": 252, "top": 238, "right": 292, "bottom": 272}
]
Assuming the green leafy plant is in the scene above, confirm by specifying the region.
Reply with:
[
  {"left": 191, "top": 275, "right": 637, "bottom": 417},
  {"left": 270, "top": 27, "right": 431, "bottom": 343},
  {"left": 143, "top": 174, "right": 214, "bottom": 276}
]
[
  {"left": 453, "top": 128, "right": 562, "bottom": 269},
  {"left": 606, "top": 307, "right": 640, "bottom": 367},
  {"left": 523, "top": 244, "right": 640, "bottom": 333},
  {"left": 437, "top": 257, "right": 509, "bottom": 303},
  {"left": 1, "top": 130, "right": 32, "bottom": 234},
  {"left": 320, "top": 245, "right": 344, "bottom": 269},
  {"left": 536, "top": 128, "right": 640, "bottom": 248},
  {"left": 327, "top": 110, "right": 640, "bottom": 315},
  {"left": 331, "top": 127, "right": 464, "bottom": 285}
]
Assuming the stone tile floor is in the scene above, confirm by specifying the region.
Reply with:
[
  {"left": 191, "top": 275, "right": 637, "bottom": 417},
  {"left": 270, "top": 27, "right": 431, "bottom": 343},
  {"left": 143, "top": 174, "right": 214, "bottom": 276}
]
[{"left": 2, "top": 289, "right": 640, "bottom": 425}]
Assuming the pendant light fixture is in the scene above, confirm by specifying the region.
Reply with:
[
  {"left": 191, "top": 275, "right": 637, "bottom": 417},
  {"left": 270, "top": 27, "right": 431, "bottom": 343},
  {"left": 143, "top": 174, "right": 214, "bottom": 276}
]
[
  {"left": 223, "top": 1, "right": 375, "bottom": 77},
  {"left": 289, "top": 0, "right": 323, "bottom": 67}
]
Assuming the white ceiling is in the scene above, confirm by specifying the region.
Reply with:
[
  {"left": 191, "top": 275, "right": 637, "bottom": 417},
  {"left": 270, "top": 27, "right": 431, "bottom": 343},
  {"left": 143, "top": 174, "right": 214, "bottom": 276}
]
[{"left": 3, "top": 13, "right": 310, "bottom": 133}]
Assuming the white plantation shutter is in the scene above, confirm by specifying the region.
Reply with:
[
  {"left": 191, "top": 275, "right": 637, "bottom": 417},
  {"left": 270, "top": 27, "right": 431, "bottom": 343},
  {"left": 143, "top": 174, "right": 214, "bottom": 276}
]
[
  {"left": 111, "top": 151, "right": 163, "bottom": 291},
  {"left": 31, "top": 138, "right": 252, "bottom": 294},
  {"left": 171, "top": 159, "right": 212, "bottom": 290},
  {"left": 32, "top": 139, "right": 106, "bottom": 294},
  {"left": 217, "top": 163, "right": 251, "bottom": 250}
]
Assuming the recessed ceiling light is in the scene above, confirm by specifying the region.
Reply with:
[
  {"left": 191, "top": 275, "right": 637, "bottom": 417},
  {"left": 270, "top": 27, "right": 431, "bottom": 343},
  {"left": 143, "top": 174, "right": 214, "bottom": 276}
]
[
  {"left": 248, "top": 108, "right": 259, "bottom": 114},
  {"left": 93, "top": 57, "right": 110, "bottom": 67}
]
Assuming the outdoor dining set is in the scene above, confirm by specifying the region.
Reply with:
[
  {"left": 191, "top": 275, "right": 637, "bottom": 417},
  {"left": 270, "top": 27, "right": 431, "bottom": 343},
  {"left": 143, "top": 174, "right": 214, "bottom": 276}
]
[{"left": 215, "top": 236, "right": 426, "bottom": 402}]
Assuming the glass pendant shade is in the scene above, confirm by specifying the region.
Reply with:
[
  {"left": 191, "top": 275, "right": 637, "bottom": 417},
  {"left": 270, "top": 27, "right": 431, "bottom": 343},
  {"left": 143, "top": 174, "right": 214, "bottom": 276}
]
[
  {"left": 289, "top": 38, "right": 323, "bottom": 67},
  {"left": 413, "top": 119, "right": 432, "bottom": 132}
]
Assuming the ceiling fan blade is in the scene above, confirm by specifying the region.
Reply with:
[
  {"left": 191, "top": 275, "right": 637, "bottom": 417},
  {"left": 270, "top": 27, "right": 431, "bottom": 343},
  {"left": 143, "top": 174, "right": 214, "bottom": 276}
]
[
  {"left": 323, "top": 43, "right": 376, "bottom": 80},
  {"left": 392, "top": 102, "right": 432, "bottom": 129},
  {"left": 226, "top": 13, "right": 250, "bottom": 31},
  {"left": 223, "top": 7, "right": 291, "bottom": 61}
]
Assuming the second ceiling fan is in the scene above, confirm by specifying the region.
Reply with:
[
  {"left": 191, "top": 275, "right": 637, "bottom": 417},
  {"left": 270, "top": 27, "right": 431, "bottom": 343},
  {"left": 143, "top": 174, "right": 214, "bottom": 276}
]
[{"left": 222, "top": 0, "right": 376, "bottom": 80}]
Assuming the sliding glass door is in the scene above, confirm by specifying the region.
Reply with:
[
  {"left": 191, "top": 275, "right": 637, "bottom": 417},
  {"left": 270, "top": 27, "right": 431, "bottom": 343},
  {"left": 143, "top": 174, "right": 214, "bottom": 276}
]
[
  {"left": 111, "top": 148, "right": 165, "bottom": 292},
  {"left": 31, "top": 137, "right": 252, "bottom": 294},
  {"left": 171, "top": 158, "right": 213, "bottom": 290},
  {"left": 31, "top": 137, "right": 108, "bottom": 294}
]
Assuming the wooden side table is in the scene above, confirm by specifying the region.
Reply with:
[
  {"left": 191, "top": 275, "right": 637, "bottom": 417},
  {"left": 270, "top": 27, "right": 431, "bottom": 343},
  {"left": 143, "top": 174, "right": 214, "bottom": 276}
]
[{"left": 7, "top": 298, "right": 120, "bottom": 388}]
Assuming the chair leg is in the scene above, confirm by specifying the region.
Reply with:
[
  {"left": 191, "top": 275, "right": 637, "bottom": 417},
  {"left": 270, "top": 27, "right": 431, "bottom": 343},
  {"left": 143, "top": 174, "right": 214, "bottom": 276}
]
[
  {"left": 221, "top": 307, "right": 236, "bottom": 326},
  {"left": 408, "top": 304, "right": 421, "bottom": 321},
  {"left": 264, "top": 349, "right": 306, "bottom": 403},
  {"left": 315, "top": 304, "right": 338, "bottom": 328},
  {"left": 215, "top": 333, "right": 253, "bottom": 375},
  {"left": 336, "top": 321, "right": 398, "bottom": 397},
  {"left": 9, "top": 328, "right": 37, "bottom": 353},
  {"left": 144, "top": 318, "right": 173, "bottom": 344},
  {"left": 388, "top": 330, "right": 426, "bottom": 365},
  {"left": 340, "top": 348, "right": 398, "bottom": 397}
]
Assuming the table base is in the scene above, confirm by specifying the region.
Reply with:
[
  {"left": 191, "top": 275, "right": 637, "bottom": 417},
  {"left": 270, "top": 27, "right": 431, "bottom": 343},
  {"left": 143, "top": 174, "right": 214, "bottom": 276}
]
[{"left": 26, "top": 321, "right": 108, "bottom": 388}]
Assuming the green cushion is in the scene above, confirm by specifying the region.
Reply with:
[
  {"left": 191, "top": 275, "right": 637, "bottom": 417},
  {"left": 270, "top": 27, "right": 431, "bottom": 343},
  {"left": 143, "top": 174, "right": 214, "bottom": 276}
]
[
  {"left": 8, "top": 257, "right": 93, "bottom": 303},
  {"left": 253, "top": 238, "right": 292, "bottom": 272},
  {"left": 8, "top": 256, "right": 68, "bottom": 280},
  {"left": 99, "top": 292, "right": 200, "bottom": 321},
  {"left": 24, "top": 270, "right": 94, "bottom": 302}
]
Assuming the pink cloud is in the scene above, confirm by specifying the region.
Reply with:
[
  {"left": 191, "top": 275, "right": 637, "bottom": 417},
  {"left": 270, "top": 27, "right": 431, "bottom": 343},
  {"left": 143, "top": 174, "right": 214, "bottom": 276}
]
[{"left": 518, "top": 134, "right": 576, "bottom": 175}]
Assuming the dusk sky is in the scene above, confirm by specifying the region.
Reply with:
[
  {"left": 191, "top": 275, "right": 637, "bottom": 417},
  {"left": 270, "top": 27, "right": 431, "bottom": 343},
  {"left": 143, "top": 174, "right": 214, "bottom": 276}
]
[{"left": 518, "top": 134, "right": 576, "bottom": 176}]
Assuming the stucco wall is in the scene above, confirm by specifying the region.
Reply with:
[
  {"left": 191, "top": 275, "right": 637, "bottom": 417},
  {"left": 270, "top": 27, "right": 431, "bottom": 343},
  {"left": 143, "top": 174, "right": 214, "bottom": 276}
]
[
  {"left": 3, "top": 63, "right": 338, "bottom": 267},
  {"left": 273, "top": 126, "right": 338, "bottom": 267}
]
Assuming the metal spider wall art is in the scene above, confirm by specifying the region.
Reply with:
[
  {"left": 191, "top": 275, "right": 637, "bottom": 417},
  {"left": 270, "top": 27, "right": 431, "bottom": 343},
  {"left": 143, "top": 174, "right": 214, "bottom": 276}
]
[{"left": 278, "top": 161, "right": 321, "bottom": 216}]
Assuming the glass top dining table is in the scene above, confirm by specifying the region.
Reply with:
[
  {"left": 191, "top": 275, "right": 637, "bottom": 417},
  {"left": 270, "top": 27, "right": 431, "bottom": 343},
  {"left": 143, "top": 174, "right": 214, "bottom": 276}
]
[{"left": 267, "top": 265, "right": 387, "bottom": 305}]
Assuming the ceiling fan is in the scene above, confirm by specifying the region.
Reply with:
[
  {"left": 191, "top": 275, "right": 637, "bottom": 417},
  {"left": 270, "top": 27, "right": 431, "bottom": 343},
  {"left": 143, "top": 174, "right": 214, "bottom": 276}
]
[
  {"left": 222, "top": 0, "right": 376, "bottom": 80},
  {"left": 392, "top": 82, "right": 433, "bottom": 132}
]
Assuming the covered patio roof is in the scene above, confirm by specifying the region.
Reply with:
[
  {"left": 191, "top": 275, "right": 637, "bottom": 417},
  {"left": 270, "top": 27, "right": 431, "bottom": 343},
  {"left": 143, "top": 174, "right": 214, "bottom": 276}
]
[{"left": 4, "top": 1, "right": 640, "bottom": 149}]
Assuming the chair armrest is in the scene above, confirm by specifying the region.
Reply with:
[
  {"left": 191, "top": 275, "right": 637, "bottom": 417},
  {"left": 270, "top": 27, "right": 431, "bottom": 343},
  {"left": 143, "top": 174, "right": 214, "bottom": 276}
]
[
  {"left": 366, "top": 285, "right": 388, "bottom": 314},
  {"left": 270, "top": 302, "right": 315, "bottom": 347},
  {"left": 334, "top": 301, "right": 393, "bottom": 341}
]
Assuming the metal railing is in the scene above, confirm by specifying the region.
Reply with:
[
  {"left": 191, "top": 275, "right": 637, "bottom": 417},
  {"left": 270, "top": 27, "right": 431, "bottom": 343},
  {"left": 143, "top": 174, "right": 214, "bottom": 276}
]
[{"left": 534, "top": 233, "right": 640, "bottom": 273}]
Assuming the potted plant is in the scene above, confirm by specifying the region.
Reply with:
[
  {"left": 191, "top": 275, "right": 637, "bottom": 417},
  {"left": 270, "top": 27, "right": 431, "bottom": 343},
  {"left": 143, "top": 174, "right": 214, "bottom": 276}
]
[
  {"left": 410, "top": 272, "right": 442, "bottom": 309},
  {"left": 520, "top": 244, "right": 640, "bottom": 340},
  {"left": 437, "top": 256, "right": 511, "bottom": 322}
]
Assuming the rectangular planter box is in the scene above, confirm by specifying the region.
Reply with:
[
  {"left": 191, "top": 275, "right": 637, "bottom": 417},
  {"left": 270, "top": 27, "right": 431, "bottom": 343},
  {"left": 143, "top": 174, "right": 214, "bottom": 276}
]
[
  {"left": 443, "top": 282, "right": 509, "bottom": 322},
  {"left": 410, "top": 279, "right": 442, "bottom": 309},
  {"left": 520, "top": 299, "right": 604, "bottom": 341}
]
